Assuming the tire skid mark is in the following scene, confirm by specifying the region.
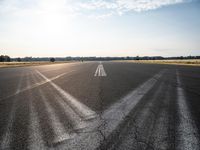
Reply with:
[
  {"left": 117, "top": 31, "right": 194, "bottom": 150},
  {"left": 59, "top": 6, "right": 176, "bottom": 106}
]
[
  {"left": 32, "top": 74, "right": 75, "bottom": 132},
  {"left": 30, "top": 72, "right": 57, "bottom": 146},
  {"left": 28, "top": 73, "right": 46, "bottom": 150},
  {"left": 38, "top": 88, "right": 75, "bottom": 145},
  {"left": 108, "top": 72, "right": 174, "bottom": 150},
  {"left": 28, "top": 99, "right": 46, "bottom": 150},
  {"left": 0, "top": 71, "right": 25, "bottom": 149},
  {"left": 55, "top": 70, "right": 165, "bottom": 150},
  {"left": 31, "top": 90, "right": 55, "bottom": 147},
  {"left": 28, "top": 71, "right": 97, "bottom": 148},
  {"left": 101, "top": 70, "right": 166, "bottom": 138},
  {"left": 10, "top": 72, "right": 35, "bottom": 150},
  {"left": 176, "top": 70, "right": 199, "bottom": 150},
  {"left": 52, "top": 94, "right": 90, "bottom": 132},
  {"left": 134, "top": 82, "right": 167, "bottom": 147},
  {"left": 115, "top": 81, "right": 166, "bottom": 150},
  {"left": 33, "top": 72, "right": 98, "bottom": 144},
  {"left": 0, "top": 70, "right": 75, "bottom": 102},
  {"left": 150, "top": 84, "right": 171, "bottom": 150},
  {"left": 36, "top": 70, "right": 97, "bottom": 121}
]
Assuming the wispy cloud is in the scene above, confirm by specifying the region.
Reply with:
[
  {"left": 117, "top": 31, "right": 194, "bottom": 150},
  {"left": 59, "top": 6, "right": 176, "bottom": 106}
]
[
  {"left": 0, "top": 0, "right": 190, "bottom": 19},
  {"left": 77, "top": 0, "right": 189, "bottom": 16}
]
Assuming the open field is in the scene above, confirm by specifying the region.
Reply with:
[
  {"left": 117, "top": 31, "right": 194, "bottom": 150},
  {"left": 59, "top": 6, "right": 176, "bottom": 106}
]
[
  {"left": 0, "top": 61, "right": 75, "bottom": 68},
  {"left": 1, "top": 59, "right": 200, "bottom": 68},
  {"left": 118, "top": 59, "right": 200, "bottom": 66}
]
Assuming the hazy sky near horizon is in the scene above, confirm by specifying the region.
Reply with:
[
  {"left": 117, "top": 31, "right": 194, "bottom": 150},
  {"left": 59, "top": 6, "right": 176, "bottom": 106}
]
[{"left": 0, "top": 0, "right": 200, "bottom": 57}]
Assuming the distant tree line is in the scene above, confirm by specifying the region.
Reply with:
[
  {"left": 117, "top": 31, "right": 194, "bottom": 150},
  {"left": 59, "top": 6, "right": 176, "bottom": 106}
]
[
  {"left": 165, "top": 56, "right": 200, "bottom": 60},
  {"left": 0, "top": 55, "right": 11, "bottom": 62},
  {"left": 1, "top": 55, "right": 200, "bottom": 62}
]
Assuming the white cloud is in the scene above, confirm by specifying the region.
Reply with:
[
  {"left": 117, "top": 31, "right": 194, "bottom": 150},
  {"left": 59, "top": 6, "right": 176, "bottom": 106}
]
[
  {"left": 0, "top": 0, "right": 190, "bottom": 19},
  {"left": 77, "top": 0, "right": 188, "bottom": 16},
  {"left": 88, "top": 11, "right": 115, "bottom": 20},
  {"left": 0, "top": 0, "right": 78, "bottom": 17}
]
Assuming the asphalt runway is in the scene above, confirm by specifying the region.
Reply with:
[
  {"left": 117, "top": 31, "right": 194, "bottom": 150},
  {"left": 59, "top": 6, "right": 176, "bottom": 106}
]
[{"left": 0, "top": 61, "right": 200, "bottom": 150}]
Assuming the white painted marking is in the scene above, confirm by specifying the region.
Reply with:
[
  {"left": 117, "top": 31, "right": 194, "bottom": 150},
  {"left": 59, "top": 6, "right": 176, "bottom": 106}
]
[
  {"left": 56, "top": 70, "right": 165, "bottom": 150},
  {"left": 30, "top": 73, "right": 94, "bottom": 146},
  {"left": 28, "top": 76, "right": 45, "bottom": 150},
  {"left": 176, "top": 70, "right": 199, "bottom": 150},
  {"left": 101, "top": 64, "right": 107, "bottom": 76},
  {"left": 38, "top": 89, "right": 75, "bottom": 144},
  {"left": 36, "top": 70, "right": 97, "bottom": 120},
  {"left": 29, "top": 100, "right": 46, "bottom": 150},
  {"left": 116, "top": 82, "right": 167, "bottom": 150},
  {"left": 101, "top": 70, "right": 165, "bottom": 137},
  {"left": 94, "top": 66, "right": 99, "bottom": 76},
  {"left": 54, "top": 95, "right": 89, "bottom": 131},
  {"left": 94, "top": 62, "right": 107, "bottom": 77},
  {"left": 98, "top": 65, "right": 101, "bottom": 76},
  {"left": 0, "top": 71, "right": 75, "bottom": 102},
  {"left": 31, "top": 73, "right": 76, "bottom": 145},
  {"left": 32, "top": 73, "right": 89, "bottom": 131},
  {"left": 15, "top": 71, "right": 72, "bottom": 95}
]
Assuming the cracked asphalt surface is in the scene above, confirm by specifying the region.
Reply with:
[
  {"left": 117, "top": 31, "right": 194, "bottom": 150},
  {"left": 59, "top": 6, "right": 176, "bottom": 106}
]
[{"left": 0, "top": 61, "right": 200, "bottom": 150}]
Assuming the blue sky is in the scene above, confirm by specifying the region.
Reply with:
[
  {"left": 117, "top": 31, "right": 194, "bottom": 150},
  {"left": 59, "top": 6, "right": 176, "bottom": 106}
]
[{"left": 0, "top": 0, "right": 200, "bottom": 57}]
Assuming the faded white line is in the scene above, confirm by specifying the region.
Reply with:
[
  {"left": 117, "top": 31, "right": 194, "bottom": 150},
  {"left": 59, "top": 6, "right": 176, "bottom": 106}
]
[
  {"left": 117, "top": 82, "right": 166, "bottom": 150},
  {"left": 101, "top": 64, "right": 106, "bottom": 76},
  {"left": 29, "top": 100, "right": 46, "bottom": 150},
  {"left": 28, "top": 74, "right": 46, "bottom": 150},
  {"left": 29, "top": 73, "right": 93, "bottom": 145},
  {"left": 38, "top": 89, "right": 75, "bottom": 144},
  {"left": 56, "top": 70, "right": 165, "bottom": 150},
  {"left": 0, "top": 72, "right": 25, "bottom": 149},
  {"left": 101, "top": 70, "right": 165, "bottom": 137},
  {"left": 94, "top": 68, "right": 98, "bottom": 76},
  {"left": 32, "top": 73, "right": 88, "bottom": 131},
  {"left": 15, "top": 71, "right": 72, "bottom": 95},
  {"left": 0, "top": 100, "right": 16, "bottom": 149},
  {"left": 149, "top": 84, "right": 170, "bottom": 150},
  {"left": 32, "top": 73, "right": 75, "bottom": 144},
  {"left": 16, "top": 72, "right": 24, "bottom": 93},
  {"left": 94, "top": 65, "right": 100, "bottom": 76},
  {"left": 176, "top": 70, "right": 199, "bottom": 150},
  {"left": 36, "top": 70, "right": 97, "bottom": 120},
  {"left": 0, "top": 71, "right": 75, "bottom": 102},
  {"left": 54, "top": 95, "right": 89, "bottom": 131},
  {"left": 98, "top": 65, "right": 101, "bottom": 76},
  {"left": 94, "top": 62, "right": 107, "bottom": 77}
]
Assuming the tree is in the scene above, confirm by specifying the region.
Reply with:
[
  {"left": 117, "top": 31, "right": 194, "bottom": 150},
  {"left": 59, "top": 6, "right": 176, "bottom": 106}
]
[
  {"left": 17, "top": 57, "right": 21, "bottom": 62},
  {"left": 0, "top": 55, "right": 4, "bottom": 62},
  {"left": 0, "top": 55, "right": 11, "bottom": 62},
  {"left": 50, "top": 58, "right": 55, "bottom": 62},
  {"left": 135, "top": 55, "right": 140, "bottom": 60},
  {"left": 4, "top": 55, "right": 10, "bottom": 62}
]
